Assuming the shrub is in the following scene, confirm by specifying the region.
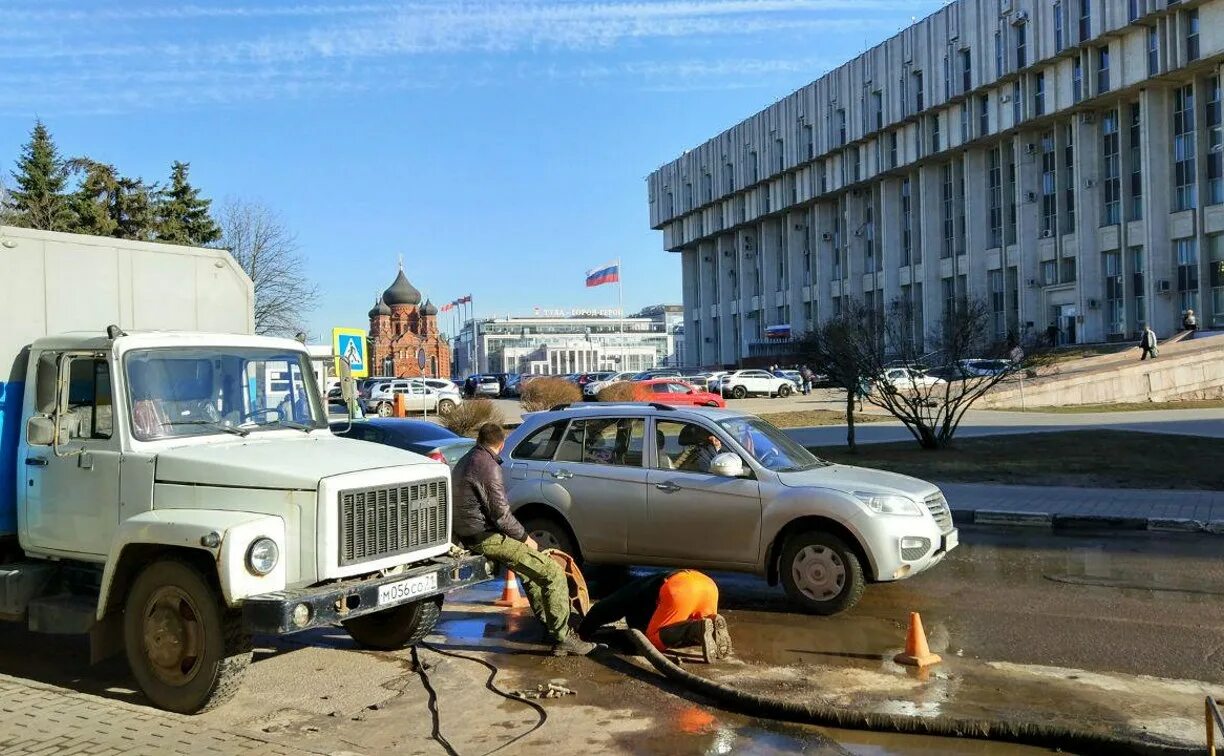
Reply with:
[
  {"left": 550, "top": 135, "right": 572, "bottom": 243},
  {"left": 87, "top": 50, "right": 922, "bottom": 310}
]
[
  {"left": 596, "top": 381, "right": 638, "bottom": 403},
  {"left": 441, "top": 399, "right": 504, "bottom": 437},
  {"left": 521, "top": 377, "right": 581, "bottom": 413}
]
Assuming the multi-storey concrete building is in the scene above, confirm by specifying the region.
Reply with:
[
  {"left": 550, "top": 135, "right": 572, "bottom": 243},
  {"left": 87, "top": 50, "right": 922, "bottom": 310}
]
[{"left": 649, "top": 0, "right": 1224, "bottom": 367}]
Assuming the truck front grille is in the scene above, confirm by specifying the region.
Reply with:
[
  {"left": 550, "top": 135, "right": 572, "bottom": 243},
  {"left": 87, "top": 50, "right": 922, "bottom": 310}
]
[
  {"left": 924, "top": 493, "right": 953, "bottom": 534},
  {"left": 339, "top": 480, "right": 449, "bottom": 566}
]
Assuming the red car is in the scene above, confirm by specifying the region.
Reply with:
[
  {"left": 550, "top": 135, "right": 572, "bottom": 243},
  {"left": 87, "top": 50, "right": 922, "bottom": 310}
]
[{"left": 633, "top": 379, "right": 726, "bottom": 408}]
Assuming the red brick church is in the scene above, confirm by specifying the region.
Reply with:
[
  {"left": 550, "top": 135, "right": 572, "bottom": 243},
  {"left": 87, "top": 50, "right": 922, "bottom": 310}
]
[{"left": 369, "top": 265, "right": 451, "bottom": 378}]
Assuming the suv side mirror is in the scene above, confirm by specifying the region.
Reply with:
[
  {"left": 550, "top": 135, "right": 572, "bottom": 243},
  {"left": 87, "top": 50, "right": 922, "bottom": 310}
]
[
  {"left": 709, "top": 452, "right": 745, "bottom": 478},
  {"left": 26, "top": 415, "right": 55, "bottom": 446}
]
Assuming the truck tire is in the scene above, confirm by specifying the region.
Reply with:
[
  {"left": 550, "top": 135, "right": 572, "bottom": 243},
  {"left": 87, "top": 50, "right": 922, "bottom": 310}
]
[
  {"left": 343, "top": 596, "right": 442, "bottom": 651},
  {"left": 123, "top": 559, "right": 252, "bottom": 714},
  {"left": 779, "top": 531, "right": 865, "bottom": 616}
]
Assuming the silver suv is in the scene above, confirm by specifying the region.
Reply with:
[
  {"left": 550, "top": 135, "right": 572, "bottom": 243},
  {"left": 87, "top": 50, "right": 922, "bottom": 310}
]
[{"left": 501, "top": 403, "right": 957, "bottom": 614}]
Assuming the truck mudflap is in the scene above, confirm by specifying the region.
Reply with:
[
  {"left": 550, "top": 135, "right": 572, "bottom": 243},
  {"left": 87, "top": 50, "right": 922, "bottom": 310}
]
[{"left": 242, "top": 554, "right": 494, "bottom": 635}]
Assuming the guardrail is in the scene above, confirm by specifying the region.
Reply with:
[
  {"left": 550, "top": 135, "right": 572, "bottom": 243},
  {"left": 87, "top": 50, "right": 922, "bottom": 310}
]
[{"left": 1209, "top": 696, "right": 1223, "bottom": 756}]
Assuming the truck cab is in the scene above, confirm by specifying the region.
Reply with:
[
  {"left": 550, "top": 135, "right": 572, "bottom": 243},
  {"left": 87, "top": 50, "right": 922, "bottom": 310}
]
[{"left": 4, "top": 328, "right": 489, "bottom": 713}]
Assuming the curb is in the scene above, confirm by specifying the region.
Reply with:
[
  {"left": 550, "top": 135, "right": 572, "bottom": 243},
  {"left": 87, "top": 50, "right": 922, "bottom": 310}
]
[{"left": 956, "top": 509, "right": 1220, "bottom": 535}]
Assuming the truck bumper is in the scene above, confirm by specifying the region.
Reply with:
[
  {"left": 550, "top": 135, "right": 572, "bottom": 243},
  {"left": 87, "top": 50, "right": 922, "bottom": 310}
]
[{"left": 242, "top": 554, "right": 494, "bottom": 635}]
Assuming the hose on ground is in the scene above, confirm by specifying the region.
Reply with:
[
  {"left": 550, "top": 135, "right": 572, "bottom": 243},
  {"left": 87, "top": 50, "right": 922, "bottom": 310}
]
[{"left": 623, "top": 629, "right": 1197, "bottom": 756}]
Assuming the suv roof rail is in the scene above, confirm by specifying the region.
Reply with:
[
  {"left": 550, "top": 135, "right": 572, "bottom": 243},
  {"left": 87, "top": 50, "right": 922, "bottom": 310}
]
[{"left": 547, "top": 402, "right": 679, "bottom": 412}]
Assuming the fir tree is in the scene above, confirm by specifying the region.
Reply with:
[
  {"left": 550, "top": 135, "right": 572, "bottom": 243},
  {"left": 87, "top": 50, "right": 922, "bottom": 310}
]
[
  {"left": 67, "top": 159, "right": 119, "bottom": 237},
  {"left": 155, "top": 161, "right": 220, "bottom": 246},
  {"left": 9, "top": 120, "right": 74, "bottom": 231},
  {"left": 113, "top": 177, "right": 157, "bottom": 241}
]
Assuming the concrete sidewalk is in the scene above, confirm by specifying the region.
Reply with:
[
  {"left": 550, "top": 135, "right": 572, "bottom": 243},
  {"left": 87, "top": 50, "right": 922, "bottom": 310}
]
[{"left": 939, "top": 482, "right": 1224, "bottom": 532}]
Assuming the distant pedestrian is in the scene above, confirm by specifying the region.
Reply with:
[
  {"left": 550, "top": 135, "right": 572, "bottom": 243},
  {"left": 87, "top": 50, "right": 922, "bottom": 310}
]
[
  {"left": 1045, "top": 322, "right": 1060, "bottom": 348},
  {"left": 855, "top": 377, "right": 870, "bottom": 411},
  {"left": 799, "top": 365, "right": 813, "bottom": 396},
  {"left": 1182, "top": 309, "right": 1198, "bottom": 332},
  {"left": 1139, "top": 323, "right": 1158, "bottom": 361}
]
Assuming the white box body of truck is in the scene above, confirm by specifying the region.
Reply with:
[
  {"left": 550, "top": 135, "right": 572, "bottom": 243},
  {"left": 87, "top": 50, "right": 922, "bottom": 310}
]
[{"left": 0, "top": 226, "right": 490, "bottom": 713}]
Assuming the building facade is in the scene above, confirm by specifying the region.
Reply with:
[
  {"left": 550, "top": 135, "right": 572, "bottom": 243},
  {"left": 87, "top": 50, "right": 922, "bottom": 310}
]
[
  {"left": 368, "top": 266, "right": 451, "bottom": 379},
  {"left": 649, "top": 0, "right": 1224, "bottom": 367},
  {"left": 452, "top": 313, "right": 677, "bottom": 376}
]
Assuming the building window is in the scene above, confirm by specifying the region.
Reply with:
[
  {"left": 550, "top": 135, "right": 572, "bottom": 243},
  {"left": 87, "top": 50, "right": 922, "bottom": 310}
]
[
  {"left": 1041, "top": 131, "right": 1057, "bottom": 237},
  {"left": 777, "top": 230, "right": 788, "bottom": 289},
  {"left": 1104, "top": 252, "right": 1125, "bottom": 336},
  {"left": 995, "top": 31, "right": 1004, "bottom": 78},
  {"left": 1147, "top": 26, "right": 1159, "bottom": 77},
  {"left": 960, "top": 49, "right": 972, "bottom": 94},
  {"left": 1015, "top": 22, "right": 1027, "bottom": 69},
  {"left": 960, "top": 104, "right": 970, "bottom": 142},
  {"left": 1128, "top": 0, "right": 1140, "bottom": 22},
  {"left": 1006, "top": 145, "right": 1018, "bottom": 245},
  {"left": 1006, "top": 267, "right": 1019, "bottom": 336},
  {"left": 750, "top": 151, "right": 759, "bottom": 183},
  {"left": 1097, "top": 46, "right": 1110, "bottom": 95},
  {"left": 942, "top": 277, "right": 956, "bottom": 322},
  {"left": 1186, "top": 9, "right": 1200, "bottom": 62},
  {"left": 1060, "top": 256, "right": 1077, "bottom": 284},
  {"left": 930, "top": 114, "right": 941, "bottom": 153},
  {"left": 1072, "top": 57, "right": 1083, "bottom": 103},
  {"left": 941, "top": 163, "right": 955, "bottom": 258},
  {"left": 943, "top": 54, "right": 951, "bottom": 100},
  {"left": 864, "top": 205, "right": 877, "bottom": 273},
  {"left": 988, "top": 148, "right": 1003, "bottom": 248},
  {"left": 1129, "top": 103, "right": 1144, "bottom": 220},
  {"left": 1063, "top": 124, "right": 1076, "bottom": 233},
  {"left": 901, "top": 177, "right": 913, "bottom": 265},
  {"left": 1079, "top": 0, "right": 1091, "bottom": 43},
  {"left": 1210, "top": 235, "right": 1224, "bottom": 327},
  {"left": 1102, "top": 109, "right": 1121, "bottom": 226},
  {"left": 1041, "top": 259, "right": 1059, "bottom": 285},
  {"left": 1208, "top": 76, "right": 1223, "bottom": 206},
  {"left": 1173, "top": 85, "right": 1197, "bottom": 212},
  {"left": 989, "top": 270, "right": 1006, "bottom": 341},
  {"left": 725, "top": 162, "right": 735, "bottom": 194},
  {"left": 873, "top": 91, "right": 884, "bottom": 131},
  {"left": 1054, "top": 2, "right": 1065, "bottom": 53},
  {"left": 914, "top": 71, "right": 925, "bottom": 111},
  {"left": 683, "top": 182, "right": 693, "bottom": 210},
  {"left": 1131, "top": 245, "right": 1146, "bottom": 328},
  {"left": 1034, "top": 72, "right": 1045, "bottom": 117},
  {"left": 804, "top": 124, "right": 815, "bottom": 161},
  {"left": 852, "top": 147, "right": 861, "bottom": 182},
  {"left": 979, "top": 95, "right": 989, "bottom": 136},
  {"left": 1177, "top": 238, "right": 1199, "bottom": 313},
  {"left": 837, "top": 109, "right": 847, "bottom": 146},
  {"left": 818, "top": 160, "right": 828, "bottom": 194},
  {"left": 775, "top": 137, "right": 785, "bottom": 173},
  {"left": 889, "top": 131, "right": 898, "bottom": 168}
]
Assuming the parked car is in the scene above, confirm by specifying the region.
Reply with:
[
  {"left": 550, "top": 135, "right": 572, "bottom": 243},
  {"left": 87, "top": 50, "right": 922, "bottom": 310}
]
[
  {"left": 577, "top": 371, "right": 615, "bottom": 388},
  {"left": 956, "top": 358, "right": 1013, "bottom": 377},
  {"left": 631, "top": 379, "right": 726, "bottom": 408},
  {"left": 877, "top": 367, "right": 945, "bottom": 391},
  {"left": 715, "top": 369, "right": 796, "bottom": 399},
  {"left": 331, "top": 418, "right": 475, "bottom": 467},
  {"left": 773, "top": 369, "right": 803, "bottom": 387},
  {"left": 584, "top": 371, "right": 637, "bottom": 398},
  {"left": 366, "top": 379, "right": 463, "bottom": 416},
  {"left": 357, "top": 376, "right": 395, "bottom": 400},
  {"left": 500, "top": 404, "right": 957, "bottom": 614}
]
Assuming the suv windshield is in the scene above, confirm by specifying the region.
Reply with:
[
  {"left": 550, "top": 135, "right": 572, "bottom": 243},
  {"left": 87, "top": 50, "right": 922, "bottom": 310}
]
[
  {"left": 716, "top": 416, "right": 827, "bottom": 472},
  {"left": 125, "top": 347, "right": 325, "bottom": 441}
]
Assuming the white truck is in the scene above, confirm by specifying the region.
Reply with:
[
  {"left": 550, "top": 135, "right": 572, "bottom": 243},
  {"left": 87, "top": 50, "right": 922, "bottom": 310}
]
[{"left": 0, "top": 227, "right": 491, "bottom": 713}]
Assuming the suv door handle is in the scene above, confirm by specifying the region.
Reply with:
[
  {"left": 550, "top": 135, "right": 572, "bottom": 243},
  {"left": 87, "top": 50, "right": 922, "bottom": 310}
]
[
  {"left": 655, "top": 482, "right": 681, "bottom": 493},
  {"left": 25, "top": 457, "right": 47, "bottom": 467},
  {"left": 550, "top": 470, "right": 573, "bottom": 480}
]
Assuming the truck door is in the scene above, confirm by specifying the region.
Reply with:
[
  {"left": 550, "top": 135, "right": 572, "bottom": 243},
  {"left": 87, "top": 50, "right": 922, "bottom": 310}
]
[{"left": 22, "top": 353, "right": 122, "bottom": 558}]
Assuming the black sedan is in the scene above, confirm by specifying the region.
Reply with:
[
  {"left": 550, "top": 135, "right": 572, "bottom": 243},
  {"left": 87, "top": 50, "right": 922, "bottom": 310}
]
[{"left": 330, "top": 418, "right": 475, "bottom": 467}]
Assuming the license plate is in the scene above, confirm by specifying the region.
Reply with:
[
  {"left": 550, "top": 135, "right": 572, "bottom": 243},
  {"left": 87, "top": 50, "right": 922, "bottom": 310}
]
[
  {"left": 943, "top": 530, "right": 959, "bottom": 552},
  {"left": 377, "top": 573, "right": 439, "bottom": 606}
]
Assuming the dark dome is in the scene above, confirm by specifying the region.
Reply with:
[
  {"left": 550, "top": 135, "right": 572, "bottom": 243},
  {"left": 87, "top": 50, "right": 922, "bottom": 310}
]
[
  {"left": 421, "top": 299, "right": 438, "bottom": 316},
  {"left": 368, "top": 296, "right": 391, "bottom": 319},
  {"left": 383, "top": 268, "right": 422, "bottom": 307}
]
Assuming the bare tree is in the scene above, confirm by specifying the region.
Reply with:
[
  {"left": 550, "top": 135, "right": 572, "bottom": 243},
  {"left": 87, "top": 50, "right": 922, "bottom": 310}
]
[
  {"left": 798, "top": 299, "right": 879, "bottom": 452},
  {"left": 216, "top": 198, "right": 318, "bottom": 337},
  {"left": 861, "top": 297, "right": 1044, "bottom": 450}
]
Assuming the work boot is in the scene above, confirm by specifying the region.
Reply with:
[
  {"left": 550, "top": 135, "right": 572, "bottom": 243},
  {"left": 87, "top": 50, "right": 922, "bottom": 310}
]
[
  {"left": 711, "top": 614, "right": 733, "bottom": 659},
  {"left": 659, "top": 619, "right": 719, "bottom": 663},
  {"left": 551, "top": 633, "right": 597, "bottom": 657}
]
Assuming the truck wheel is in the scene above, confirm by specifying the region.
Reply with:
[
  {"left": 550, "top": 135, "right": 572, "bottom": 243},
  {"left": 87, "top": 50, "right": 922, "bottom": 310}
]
[
  {"left": 436, "top": 399, "right": 456, "bottom": 416},
  {"left": 731, "top": 386, "right": 748, "bottom": 399},
  {"left": 123, "top": 559, "right": 252, "bottom": 714},
  {"left": 780, "top": 531, "right": 865, "bottom": 616},
  {"left": 343, "top": 596, "right": 442, "bottom": 651}
]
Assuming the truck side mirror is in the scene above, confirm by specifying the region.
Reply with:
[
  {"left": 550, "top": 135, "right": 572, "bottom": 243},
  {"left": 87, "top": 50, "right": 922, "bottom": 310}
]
[{"left": 26, "top": 416, "right": 55, "bottom": 447}]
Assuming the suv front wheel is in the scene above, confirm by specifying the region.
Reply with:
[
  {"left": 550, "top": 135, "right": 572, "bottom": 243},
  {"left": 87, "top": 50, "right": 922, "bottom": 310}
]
[{"left": 780, "top": 531, "right": 865, "bottom": 615}]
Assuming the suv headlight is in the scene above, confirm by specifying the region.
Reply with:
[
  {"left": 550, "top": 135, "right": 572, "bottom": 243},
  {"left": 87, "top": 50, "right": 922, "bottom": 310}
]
[
  {"left": 246, "top": 537, "right": 280, "bottom": 576},
  {"left": 853, "top": 491, "right": 923, "bottom": 517}
]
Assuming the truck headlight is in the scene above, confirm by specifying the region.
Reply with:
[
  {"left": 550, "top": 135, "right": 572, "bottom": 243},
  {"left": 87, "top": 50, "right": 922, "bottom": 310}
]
[
  {"left": 246, "top": 537, "right": 280, "bottom": 576},
  {"left": 853, "top": 491, "right": 923, "bottom": 517}
]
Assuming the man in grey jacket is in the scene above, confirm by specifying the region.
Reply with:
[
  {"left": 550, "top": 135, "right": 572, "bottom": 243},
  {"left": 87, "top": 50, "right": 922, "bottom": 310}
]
[{"left": 452, "top": 423, "right": 595, "bottom": 656}]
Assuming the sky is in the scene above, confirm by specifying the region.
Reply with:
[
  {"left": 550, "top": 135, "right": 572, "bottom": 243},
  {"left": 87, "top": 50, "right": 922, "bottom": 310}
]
[{"left": 0, "top": 0, "right": 946, "bottom": 340}]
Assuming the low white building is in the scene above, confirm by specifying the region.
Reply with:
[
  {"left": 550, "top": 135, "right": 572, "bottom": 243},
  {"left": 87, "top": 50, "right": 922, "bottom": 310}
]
[{"left": 453, "top": 312, "right": 677, "bottom": 376}]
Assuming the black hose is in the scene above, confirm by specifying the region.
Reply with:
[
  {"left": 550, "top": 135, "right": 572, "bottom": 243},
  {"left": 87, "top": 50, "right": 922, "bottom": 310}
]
[
  {"left": 410, "top": 646, "right": 460, "bottom": 756},
  {"left": 623, "top": 629, "right": 1198, "bottom": 756}
]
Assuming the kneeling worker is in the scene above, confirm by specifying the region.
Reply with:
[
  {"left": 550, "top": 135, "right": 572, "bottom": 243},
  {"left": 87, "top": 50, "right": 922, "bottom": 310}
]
[
  {"left": 578, "top": 570, "right": 731, "bottom": 662},
  {"left": 453, "top": 423, "right": 596, "bottom": 657}
]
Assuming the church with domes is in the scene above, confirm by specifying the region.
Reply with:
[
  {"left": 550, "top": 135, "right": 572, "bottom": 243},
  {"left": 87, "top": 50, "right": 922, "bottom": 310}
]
[{"left": 368, "top": 265, "right": 451, "bottom": 378}]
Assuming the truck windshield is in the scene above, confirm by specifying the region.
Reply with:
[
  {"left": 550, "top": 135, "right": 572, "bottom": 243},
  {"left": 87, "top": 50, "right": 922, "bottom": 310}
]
[{"left": 124, "top": 347, "right": 325, "bottom": 441}]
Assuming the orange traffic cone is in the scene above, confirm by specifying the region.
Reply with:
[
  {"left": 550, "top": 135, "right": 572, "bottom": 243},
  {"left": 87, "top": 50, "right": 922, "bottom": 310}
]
[
  {"left": 493, "top": 569, "right": 530, "bottom": 609},
  {"left": 893, "top": 612, "right": 942, "bottom": 668},
  {"left": 393, "top": 393, "right": 407, "bottom": 418}
]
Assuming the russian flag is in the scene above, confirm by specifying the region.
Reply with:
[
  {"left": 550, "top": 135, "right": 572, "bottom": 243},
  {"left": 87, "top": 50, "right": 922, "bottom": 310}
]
[{"left": 585, "top": 261, "right": 620, "bottom": 288}]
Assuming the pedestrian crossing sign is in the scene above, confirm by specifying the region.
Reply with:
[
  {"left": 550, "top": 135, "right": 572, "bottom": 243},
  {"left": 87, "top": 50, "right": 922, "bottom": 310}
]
[{"left": 332, "top": 328, "right": 369, "bottom": 378}]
